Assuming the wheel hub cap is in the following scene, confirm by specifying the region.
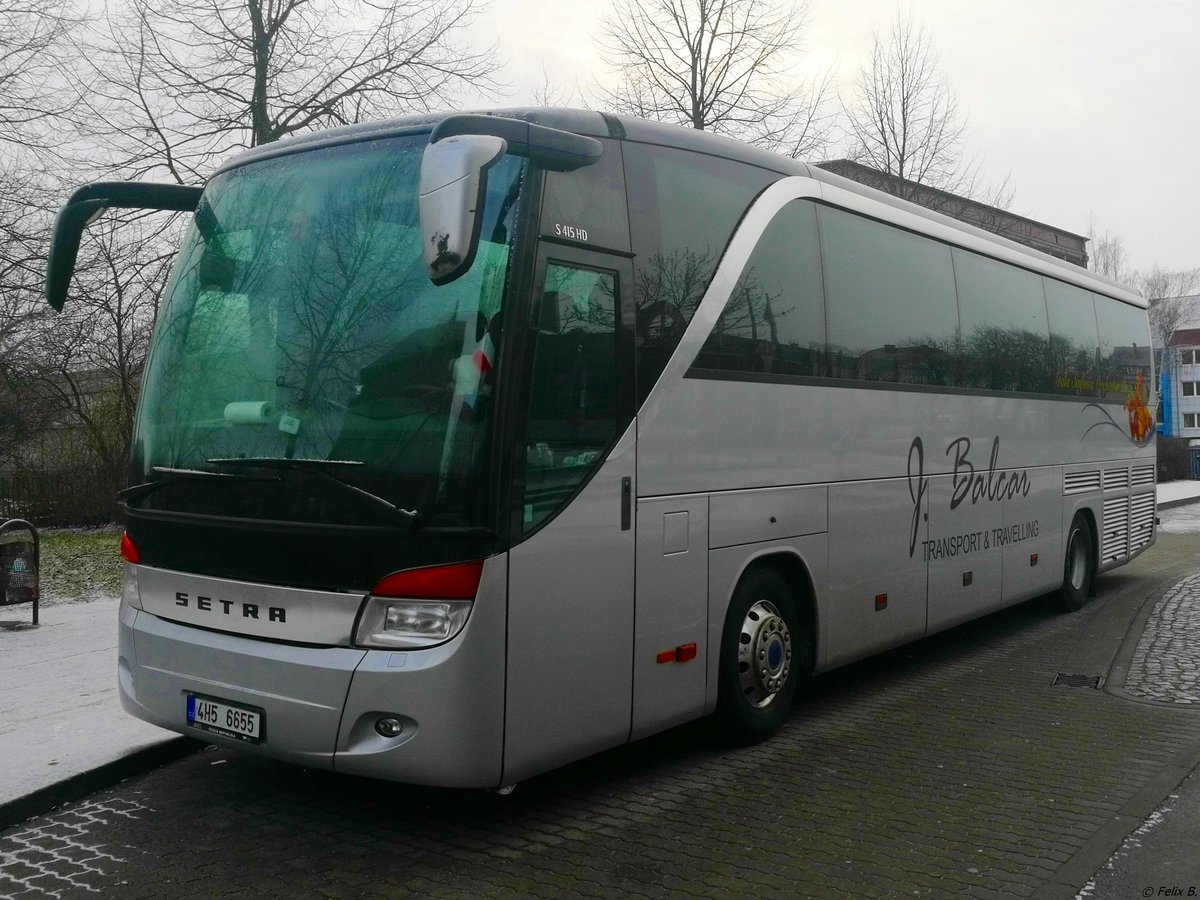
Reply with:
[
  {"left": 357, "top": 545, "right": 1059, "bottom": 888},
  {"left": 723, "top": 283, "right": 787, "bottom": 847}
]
[{"left": 737, "top": 600, "right": 792, "bottom": 708}]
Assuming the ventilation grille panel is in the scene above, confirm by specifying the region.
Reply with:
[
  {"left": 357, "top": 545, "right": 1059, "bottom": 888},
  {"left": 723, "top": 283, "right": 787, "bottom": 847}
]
[
  {"left": 1064, "top": 470, "right": 1101, "bottom": 495},
  {"left": 1131, "top": 465, "right": 1156, "bottom": 486},
  {"left": 1129, "top": 493, "right": 1156, "bottom": 553},
  {"left": 1103, "top": 468, "right": 1130, "bottom": 491},
  {"left": 1102, "top": 495, "right": 1131, "bottom": 562}
]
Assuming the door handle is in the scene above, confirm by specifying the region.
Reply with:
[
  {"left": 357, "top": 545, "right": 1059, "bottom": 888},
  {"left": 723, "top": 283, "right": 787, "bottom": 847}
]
[{"left": 621, "top": 477, "right": 632, "bottom": 530}]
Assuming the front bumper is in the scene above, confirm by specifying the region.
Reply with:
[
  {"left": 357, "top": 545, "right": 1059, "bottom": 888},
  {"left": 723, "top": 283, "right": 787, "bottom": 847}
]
[{"left": 118, "top": 556, "right": 508, "bottom": 787}]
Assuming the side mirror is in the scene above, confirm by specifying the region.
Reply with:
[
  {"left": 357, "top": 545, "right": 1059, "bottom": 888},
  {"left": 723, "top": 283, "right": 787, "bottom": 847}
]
[{"left": 419, "top": 135, "right": 507, "bottom": 286}]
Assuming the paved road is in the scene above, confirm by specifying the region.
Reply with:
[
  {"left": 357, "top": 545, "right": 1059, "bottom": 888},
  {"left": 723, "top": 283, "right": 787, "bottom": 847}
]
[
  {"left": 1082, "top": 771, "right": 1200, "bottom": 900},
  {"left": 4, "top": 529, "right": 1200, "bottom": 899},
  {"left": 1078, "top": 508, "right": 1200, "bottom": 899}
]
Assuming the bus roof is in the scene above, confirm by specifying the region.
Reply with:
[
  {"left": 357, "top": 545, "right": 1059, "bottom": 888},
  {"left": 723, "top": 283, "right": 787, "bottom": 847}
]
[{"left": 218, "top": 107, "right": 1144, "bottom": 309}]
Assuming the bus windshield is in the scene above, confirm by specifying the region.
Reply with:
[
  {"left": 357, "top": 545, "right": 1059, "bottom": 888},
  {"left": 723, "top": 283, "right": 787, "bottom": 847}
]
[{"left": 133, "top": 135, "right": 527, "bottom": 528}]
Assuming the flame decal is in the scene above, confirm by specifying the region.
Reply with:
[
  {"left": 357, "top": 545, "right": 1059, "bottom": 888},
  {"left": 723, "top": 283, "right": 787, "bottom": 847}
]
[
  {"left": 1082, "top": 370, "right": 1154, "bottom": 447},
  {"left": 1126, "top": 370, "right": 1153, "bottom": 442}
]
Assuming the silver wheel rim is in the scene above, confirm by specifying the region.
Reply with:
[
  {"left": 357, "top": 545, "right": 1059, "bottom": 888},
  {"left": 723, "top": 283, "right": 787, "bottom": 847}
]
[
  {"left": 1067, "top": 528, "right": 1087, "bottom": 591},
  {"left": 737, "top": 600, "right": 792, "bottom": 708}
]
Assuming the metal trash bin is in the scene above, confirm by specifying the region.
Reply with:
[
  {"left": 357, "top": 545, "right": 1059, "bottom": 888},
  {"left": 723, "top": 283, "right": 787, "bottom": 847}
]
[{"left": 0, "top": 519, "right": 39, "bottom": 625}]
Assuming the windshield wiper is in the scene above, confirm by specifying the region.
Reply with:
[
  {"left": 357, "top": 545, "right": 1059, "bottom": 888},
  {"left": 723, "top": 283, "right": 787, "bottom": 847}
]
[
  {"left": 207, "top": 458, "right": 421, "bottom": 527},
  {"left": 119, "top": 466, "right": 281, "bottom": 506}
]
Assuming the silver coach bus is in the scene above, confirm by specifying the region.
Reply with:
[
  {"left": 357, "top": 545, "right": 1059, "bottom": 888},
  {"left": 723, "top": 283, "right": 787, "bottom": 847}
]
[{"left": 46, "top": 109, "right": 1155, "bottom": 788}]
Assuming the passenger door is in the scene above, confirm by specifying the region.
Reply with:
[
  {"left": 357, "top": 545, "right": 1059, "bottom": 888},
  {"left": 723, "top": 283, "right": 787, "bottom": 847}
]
[{"left": 503, "top": 245, "right": 636, "bottom": 784}]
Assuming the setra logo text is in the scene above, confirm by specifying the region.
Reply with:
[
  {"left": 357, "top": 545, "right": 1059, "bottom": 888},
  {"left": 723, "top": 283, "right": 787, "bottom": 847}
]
[{"left": 175, "top": 591, "right": 287, "bottom": 622}]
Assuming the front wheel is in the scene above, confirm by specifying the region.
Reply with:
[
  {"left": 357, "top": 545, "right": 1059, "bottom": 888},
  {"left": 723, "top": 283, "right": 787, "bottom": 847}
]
[
  {"left": 1053, "top": 514, "right": 1095, "bottom": 612},
  {"left": 714, "top": 567, "right": 808, "bottom": 743}
]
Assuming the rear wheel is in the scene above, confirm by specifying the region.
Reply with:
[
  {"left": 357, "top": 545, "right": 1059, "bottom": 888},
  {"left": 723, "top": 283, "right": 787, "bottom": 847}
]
[
  {"left": 1054, "top": 514, "right": 1094, "bottom": 612},
  {"left": 714, "top": 566, "right": 808, "bottom": 743}
]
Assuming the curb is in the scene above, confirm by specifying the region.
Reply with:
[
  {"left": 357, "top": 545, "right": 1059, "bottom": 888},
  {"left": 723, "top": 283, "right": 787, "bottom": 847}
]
[
  {"left": 1158, "top": 492, "right": 1200, "bottom": 510},
  {"left": 0, "top": 736, "right": 204, "bottom": 833},
  {"left": 1104, "top": 579, "right": 1176, "bottom": 705}
]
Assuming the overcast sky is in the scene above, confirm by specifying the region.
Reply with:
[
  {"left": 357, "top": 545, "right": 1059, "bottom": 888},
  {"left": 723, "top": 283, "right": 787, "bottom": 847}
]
[{"left": 465, "top": 0, "right": 1199, "bottom": 276}]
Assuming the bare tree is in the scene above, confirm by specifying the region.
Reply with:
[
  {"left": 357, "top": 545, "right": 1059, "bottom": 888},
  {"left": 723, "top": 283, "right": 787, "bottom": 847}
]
[
  {"left": 1, "top": 2, "right": 86, "bottom": 469},
  {"left": 842, "top": 12, "right": 1008, "bottom": 208},
  {"left": 1085, "top": 218, "right": 1198, "bottom": 343},
  {"left": 0, "top": 178, "right": 49, "bottom": 467},
  {"left": 0, "top": 1, "right": 80, "bottom": 150},
  {"left": 1086, "top": 215, "right": 1132, "bottom": 282},
  {"left": 24, "top": 213, "right": 175, "bottom": 476},
  {"left": 531, "top": 65, "right": 583, "bottom": 108},
  {"left": 596, "top": 0, "right": 834, "bottom": 158},
  {"left": 81, "top": 0, "right": 501, "bottom": 183},
  {"left": 1141, "top": 266, "right": 1200, "bottom": 350},
  {"left": 1, "top": 0, "right": 81, "bottom": 329}
]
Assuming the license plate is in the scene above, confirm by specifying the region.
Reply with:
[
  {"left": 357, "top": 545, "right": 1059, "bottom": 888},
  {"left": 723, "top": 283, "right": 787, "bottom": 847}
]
[{"left": 186, "top": 693, "right": 263, "bottom": 744}]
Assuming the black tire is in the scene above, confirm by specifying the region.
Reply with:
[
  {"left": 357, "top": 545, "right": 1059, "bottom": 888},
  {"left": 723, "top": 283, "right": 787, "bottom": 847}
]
[
  {"left": 714, "top": 566, "right": 809, "bottom": 744},
  {"left": 1054, "top": 514, "right": 1095, "bottom": 612}
]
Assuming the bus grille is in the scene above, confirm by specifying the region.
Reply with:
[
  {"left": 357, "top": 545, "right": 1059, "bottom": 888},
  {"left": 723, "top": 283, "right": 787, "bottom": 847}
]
[
  {"left": 1063, "top": 470, "right": 1101, "bottom": 495},
  {"left": 1102, "top": 468, "right": 1130, "bottom": 491},
  {"left": 1129, "top": 493, "right": 1156, "bottom": 553},
  {"left": 1131, "top": 465, "right": 1155, "bottom": 486},
  {"left": 1102, "top": 495, "right": 1130, "bottom": 563}
]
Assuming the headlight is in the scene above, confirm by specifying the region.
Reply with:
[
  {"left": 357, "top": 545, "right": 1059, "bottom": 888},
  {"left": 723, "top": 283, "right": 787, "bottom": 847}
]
[
  {"left": 354, "top": 597, "right": 472, "bottom": 649},
  {"left": 121, "top": 562, "right": 143, "bottom": 611},
  {"left": 353, "top": 559, "right": 483, "bottom": 649}
]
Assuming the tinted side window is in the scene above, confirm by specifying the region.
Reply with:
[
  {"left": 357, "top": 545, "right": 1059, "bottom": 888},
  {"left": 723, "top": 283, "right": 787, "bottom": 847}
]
[
  {"left": 523, "top": 263, "right": 620, "bottom": 533},
  {"left": 1096, "top": 296, "right": 1152, "bottom": 403},
  {"left": 694, "top": 200, "right": 825, "bottom": 375},
  {"left": 624, "top": 143, "right": 780, "bottom": 400},
  {"left": 819, "top": 207, "right": 959, "bottom": 387},
  {"left": 1044, "top": 279, "right": 1099, "bottom": 396},
  {"left": 954, "top": 248, "right": 1051, "bottom": 393}
]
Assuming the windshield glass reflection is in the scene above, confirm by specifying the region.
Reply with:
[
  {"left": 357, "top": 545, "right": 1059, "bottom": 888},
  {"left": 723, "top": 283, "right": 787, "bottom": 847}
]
[{"left": 135, "top": 135, "right": 526, "bottom": 526}]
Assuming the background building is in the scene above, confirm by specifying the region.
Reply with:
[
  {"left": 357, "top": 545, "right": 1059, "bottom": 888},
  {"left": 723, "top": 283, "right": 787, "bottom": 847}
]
[{"left": 1160, "top": 306, "right": 1200, "bottom": 437}]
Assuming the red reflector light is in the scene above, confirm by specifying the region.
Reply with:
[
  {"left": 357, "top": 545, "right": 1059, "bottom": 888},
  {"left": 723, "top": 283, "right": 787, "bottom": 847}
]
[
  {"left": 676, "top": 643, "right": 697, "bottom": 663},
  {"left": 1030, "top": 554, "right": 1039, "bottom": 567},
  {"left": 874, "top": 593, "right": 888, "bottom": 611},
  {"left": 120, "top": 531, "right": 140, "bottom": 564},
  {"left": 371, "top": 560, "right": 484, "bottom": 600},
  {"left": 656, "top": 649, "right": 675, "bottom": 664}
]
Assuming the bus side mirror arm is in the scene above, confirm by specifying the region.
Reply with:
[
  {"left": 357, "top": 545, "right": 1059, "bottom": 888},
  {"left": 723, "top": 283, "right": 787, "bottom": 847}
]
[{"left": 45, "top": 181, "right": 203, "bottom": 311}]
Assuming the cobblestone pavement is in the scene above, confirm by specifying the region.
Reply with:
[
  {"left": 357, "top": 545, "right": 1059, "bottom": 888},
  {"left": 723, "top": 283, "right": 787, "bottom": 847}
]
[
  {"left": 1122, "top": 574, "right": 1200, "bottom": 704},
  {"left": 3, "top": 532, "right": 1200, "bottom": 899},
  {"left": 0, "top": 798, "right": 150, "bottom": 897}
]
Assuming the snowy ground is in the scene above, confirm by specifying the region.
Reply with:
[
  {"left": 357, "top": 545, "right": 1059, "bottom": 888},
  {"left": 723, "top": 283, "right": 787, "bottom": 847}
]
[
  {"left": 0, "top": 595, "right": 175, "bottom": 807},
  {"left": 1157, "top": 500, "right": 1200, "bottom": 534},
  {"left": 1157, "top": 478, "right": 1200, "bottom": 509}
]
